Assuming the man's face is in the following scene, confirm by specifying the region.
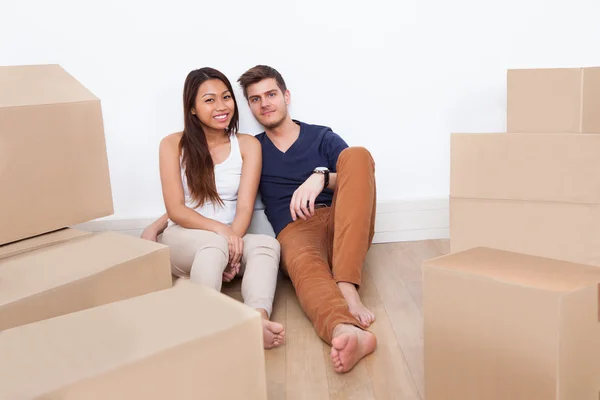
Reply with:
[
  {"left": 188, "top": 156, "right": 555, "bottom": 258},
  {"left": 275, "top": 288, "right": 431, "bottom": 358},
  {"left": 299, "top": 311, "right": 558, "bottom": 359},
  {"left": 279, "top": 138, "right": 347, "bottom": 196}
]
[{"left": 245, "top": 78, "right": 290, "bottom": 129}]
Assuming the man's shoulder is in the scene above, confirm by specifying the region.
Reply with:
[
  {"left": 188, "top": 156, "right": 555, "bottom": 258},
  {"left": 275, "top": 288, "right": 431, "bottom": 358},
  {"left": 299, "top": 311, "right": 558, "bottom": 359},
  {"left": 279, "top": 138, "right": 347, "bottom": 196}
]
[
  {"left": 298, "top": 120, "right": 348, "bottom": 149},
  {"left": 298, "top": 120, "right": 333, "bottom": 136}
]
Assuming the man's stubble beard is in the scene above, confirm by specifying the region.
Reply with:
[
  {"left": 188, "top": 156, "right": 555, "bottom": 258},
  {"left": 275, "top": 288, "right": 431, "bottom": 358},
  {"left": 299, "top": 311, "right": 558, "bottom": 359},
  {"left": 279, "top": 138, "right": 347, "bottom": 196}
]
[{"left": 260, "top": 108, "right": 288, "bottom": 130}]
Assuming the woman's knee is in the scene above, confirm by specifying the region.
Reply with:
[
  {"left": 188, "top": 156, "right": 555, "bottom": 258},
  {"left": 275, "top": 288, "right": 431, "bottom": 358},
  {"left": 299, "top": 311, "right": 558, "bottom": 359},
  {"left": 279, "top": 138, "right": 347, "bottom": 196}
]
[
  {"left": 244, "top": 234, "right": 281, "bottom": 262},
  {"left": 198, "top": 234, "right": 230, "bottom": 260}
]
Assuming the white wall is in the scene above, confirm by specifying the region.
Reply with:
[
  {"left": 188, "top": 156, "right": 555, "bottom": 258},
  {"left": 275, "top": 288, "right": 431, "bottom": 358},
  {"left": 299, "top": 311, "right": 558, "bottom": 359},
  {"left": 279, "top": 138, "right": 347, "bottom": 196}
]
[{"left": 2, "top": 0, "right": 600, "bottom": 219}]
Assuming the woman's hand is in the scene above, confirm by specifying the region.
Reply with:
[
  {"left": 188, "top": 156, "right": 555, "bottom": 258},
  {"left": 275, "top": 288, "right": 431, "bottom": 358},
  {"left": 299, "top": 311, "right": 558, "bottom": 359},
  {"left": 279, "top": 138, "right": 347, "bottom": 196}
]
[{"left": 215, "top": 225, "right": 244, "bottom": 277}]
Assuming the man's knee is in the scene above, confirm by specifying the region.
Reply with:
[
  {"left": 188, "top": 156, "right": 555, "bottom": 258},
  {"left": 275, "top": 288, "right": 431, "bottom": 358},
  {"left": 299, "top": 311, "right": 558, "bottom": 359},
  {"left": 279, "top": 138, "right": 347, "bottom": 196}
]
[{"left": 337, "top": 146, "right": 375, "bottom": 170}]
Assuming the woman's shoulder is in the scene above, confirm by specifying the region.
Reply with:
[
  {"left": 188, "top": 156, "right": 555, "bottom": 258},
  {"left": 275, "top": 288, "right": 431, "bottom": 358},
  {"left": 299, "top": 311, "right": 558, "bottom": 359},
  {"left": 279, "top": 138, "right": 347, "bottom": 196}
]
[
  {"left": 236, "top": 133, "right": 260, "bottom": 152},
  {"left": 160, "top": 132, "right": 183, "bottom": 148},
  {"left": 236, "top": 133, "right": 260, "bottom": 146}
]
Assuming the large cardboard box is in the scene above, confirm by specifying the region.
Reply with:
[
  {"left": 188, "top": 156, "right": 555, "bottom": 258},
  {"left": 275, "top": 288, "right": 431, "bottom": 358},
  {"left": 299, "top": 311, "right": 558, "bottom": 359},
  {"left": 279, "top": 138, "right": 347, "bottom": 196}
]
[
  {"left": 423, "top": 247, "right": 600, "bottom": 400},
  {"left": 450, "top": 133, "right": 600, "bottom": 266},
  {"left": 0, "top": 230, "right": 172, "bottom": 331},
  {"left": 0, "top": 64, "right": 114, "bottom": 245},
  {"left": 507, "top": 66, "right": 600, "bottom": 133},
  {"left": 0, "top": 279, "right": 267, "bottom": 400}
]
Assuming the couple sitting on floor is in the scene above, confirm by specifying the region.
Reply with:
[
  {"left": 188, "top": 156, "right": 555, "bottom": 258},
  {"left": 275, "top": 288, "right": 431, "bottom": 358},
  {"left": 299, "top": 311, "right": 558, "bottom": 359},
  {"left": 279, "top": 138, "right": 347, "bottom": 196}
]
[{"left": 141, "top": 65, "right": 377, "bottom": 373}]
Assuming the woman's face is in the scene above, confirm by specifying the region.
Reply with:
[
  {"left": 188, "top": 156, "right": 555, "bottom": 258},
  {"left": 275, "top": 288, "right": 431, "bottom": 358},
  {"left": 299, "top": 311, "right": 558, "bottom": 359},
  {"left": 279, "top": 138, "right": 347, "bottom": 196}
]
[{"left": 192, "top": 79, "right": 235, "bottom": 131}]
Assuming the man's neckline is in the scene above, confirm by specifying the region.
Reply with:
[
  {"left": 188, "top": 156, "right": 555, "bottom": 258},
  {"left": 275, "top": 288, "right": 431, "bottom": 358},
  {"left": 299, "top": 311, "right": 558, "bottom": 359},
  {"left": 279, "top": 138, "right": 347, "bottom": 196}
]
[{"left": 264, "top": 120, "right": 303, "bottom": 155}]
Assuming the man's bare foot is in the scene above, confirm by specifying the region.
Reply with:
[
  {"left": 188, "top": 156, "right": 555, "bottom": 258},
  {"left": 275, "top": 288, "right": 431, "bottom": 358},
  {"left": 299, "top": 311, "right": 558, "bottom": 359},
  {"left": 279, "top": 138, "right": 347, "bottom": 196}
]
[
  {"left": 257, "top": 309, "right": 285, "bottom": 349},
  {"left": 330, "top": 324, "right": 377, "bottom": 373},
  {"left": 338, "top": 282, "right": 375, "bottom": 327}
]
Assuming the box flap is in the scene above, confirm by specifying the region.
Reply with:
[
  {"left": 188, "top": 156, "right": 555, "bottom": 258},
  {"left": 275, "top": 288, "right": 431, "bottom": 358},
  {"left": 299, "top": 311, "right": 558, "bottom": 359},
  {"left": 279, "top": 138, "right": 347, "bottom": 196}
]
[
  {"left": 0, "top": 64, "right": 98, "bottom": 108},
  {"left": 0, "top": 228, "right": 91, "bottom": 261},
  {"left": 0, "top": 280, "right": 261, "bottom": 399},
  {"left": 0, "top": 231, "right": 168, "bottom": 308},
  {"left": 424, "top": 247, "right": 600, "bottom": 292},
  {"left": 451, "top": 133, "right": 600, "bottom": 204}
]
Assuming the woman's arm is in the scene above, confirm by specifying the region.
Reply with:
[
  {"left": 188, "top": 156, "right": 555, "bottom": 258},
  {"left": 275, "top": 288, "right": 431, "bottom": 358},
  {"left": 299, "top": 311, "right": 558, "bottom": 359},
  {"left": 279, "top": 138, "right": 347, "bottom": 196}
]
[
  {"left": 159, "top": 133, "right": 229, "bottom": 234},
  {"left": 140, "top": 213, "right": 169, "bottom": 242},
  {"left": 230, "top": 134, "right": 262, "bottom": 237}
]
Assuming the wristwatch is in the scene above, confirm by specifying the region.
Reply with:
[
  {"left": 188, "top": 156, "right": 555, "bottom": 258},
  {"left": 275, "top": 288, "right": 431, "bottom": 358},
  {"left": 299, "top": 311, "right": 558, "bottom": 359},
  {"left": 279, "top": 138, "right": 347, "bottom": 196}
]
[{"left": 313, "top": 167, "right": 330, "bottom": 189}]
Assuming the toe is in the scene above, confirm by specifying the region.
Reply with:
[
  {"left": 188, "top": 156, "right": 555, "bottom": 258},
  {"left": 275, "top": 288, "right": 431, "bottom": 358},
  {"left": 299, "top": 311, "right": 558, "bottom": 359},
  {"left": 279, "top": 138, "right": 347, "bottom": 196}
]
[{"left": 358, "top": 315, "right": 368, "bottom": 327}]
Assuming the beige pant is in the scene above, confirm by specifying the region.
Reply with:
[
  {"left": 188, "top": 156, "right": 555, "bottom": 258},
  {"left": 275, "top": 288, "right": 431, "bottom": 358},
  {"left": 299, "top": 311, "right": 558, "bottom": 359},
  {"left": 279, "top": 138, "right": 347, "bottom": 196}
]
[{"left": 159, "top": 225, "right": 281, "bottom": 317}]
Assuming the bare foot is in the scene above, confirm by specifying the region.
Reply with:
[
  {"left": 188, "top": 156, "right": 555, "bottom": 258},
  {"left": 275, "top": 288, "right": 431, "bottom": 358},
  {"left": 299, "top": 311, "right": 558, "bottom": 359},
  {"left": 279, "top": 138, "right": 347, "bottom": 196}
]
[
  {"left": 330, "top": 324, "right": 377, "bottom": 373},
  {"left": 257, "top": 309, "right": 285, "bottom": 349},
  {"left": 338, "top": 282, "right": 375, "bottom": 327}
]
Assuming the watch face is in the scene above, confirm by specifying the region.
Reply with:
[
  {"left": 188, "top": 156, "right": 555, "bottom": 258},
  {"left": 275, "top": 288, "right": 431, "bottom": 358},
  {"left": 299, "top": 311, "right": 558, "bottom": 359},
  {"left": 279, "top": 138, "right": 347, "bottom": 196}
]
[{"left": 314, "top": 167, "right": 328, "bottom": 172}]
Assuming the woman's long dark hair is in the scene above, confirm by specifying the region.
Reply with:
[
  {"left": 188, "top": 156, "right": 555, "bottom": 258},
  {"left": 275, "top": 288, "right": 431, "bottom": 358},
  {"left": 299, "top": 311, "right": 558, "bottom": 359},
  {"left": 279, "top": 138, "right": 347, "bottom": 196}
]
[{"left": 180, "top": 67, "right": 239, "bottom": 208}]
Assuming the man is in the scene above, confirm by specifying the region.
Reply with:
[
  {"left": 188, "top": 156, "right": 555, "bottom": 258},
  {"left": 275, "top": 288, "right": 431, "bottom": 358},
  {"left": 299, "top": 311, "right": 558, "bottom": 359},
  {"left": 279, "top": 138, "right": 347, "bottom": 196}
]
[{"left": 143, "top": 65, "right": 377, "bottom": 373}]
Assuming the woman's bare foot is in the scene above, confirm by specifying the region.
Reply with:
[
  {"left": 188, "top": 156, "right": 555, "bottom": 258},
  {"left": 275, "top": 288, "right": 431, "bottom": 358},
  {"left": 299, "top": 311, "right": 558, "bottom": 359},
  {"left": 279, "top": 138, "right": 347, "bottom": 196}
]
[
  {"left": 256, "top": 309, "right": 285, "bottom": 349},
  {"left": 330, "top": 324, "right": 377, "bottom": 373},
  {"left": 338, "top": 282, "right": 375, "bottom": 327}
]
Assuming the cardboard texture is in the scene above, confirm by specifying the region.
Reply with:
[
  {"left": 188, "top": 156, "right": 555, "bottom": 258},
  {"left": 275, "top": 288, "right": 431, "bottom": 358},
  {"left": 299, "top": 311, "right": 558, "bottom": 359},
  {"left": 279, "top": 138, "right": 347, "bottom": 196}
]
[
  {"left": 507, "top": 67, "right": 600, "bottom": 133},
  {"left": 0, "top": 279, "right": 267, "bottom": 400},
  {"left": 0, "top": 228, "right": 91, "bottom": 261},
  {"left": 423, "top": 247, "right": 600, "bottom": 400},
  {"left": 0, "top": 231, "right": 172, "bottom": 331},
  {"left": 0, "top": 64, "right": 114, "bottom": 246},
  {"left": 450, "top": 133, "right": 600, "bottom": 266}
]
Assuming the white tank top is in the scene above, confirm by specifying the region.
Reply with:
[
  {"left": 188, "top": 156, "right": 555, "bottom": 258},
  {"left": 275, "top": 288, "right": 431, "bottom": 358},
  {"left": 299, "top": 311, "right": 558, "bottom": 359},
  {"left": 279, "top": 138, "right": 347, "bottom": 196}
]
[{"left": 169, "top": 134, "right": 242, "bottom": 227}]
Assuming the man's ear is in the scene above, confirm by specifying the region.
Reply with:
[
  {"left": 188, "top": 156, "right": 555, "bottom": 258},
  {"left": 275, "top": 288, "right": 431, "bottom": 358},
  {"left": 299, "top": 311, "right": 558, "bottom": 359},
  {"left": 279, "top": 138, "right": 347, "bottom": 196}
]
[{"left": 284, "top": 89, "right": 291, "bottom": 105}]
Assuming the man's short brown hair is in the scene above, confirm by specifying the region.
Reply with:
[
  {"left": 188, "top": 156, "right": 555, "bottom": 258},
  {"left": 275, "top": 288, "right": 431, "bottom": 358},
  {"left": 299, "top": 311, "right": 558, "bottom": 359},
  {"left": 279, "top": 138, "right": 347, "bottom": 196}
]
[{"left": 237, "top": 65, "right": 288, "bottom": 100}]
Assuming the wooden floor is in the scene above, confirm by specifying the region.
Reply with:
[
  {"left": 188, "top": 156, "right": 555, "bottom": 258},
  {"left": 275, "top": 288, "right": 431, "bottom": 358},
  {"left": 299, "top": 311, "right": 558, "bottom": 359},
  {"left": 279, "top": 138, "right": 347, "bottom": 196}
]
[{"left": 222, "top": 239, "right": 450, "bottom": 400}]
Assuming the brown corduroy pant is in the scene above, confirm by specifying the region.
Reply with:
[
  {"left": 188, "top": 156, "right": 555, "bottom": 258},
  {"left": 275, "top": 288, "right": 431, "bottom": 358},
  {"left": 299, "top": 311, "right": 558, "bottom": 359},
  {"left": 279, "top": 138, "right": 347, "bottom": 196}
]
[{"left": 277, "top": 147, "right": 376, "bottom": 344}]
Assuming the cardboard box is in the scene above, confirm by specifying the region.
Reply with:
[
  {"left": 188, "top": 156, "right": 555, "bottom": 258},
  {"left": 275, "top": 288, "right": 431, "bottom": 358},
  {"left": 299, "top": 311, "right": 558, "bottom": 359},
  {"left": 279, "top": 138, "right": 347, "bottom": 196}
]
[
  {"left": 0, "top": 279, "right": 267, "bottom": 400},
  {"left": 0, "top": 230, "right": 172, "bottom": 331},
  {"left": 0, "top": 64, "right": 114, "bottom": 245},
  {"left": 507, "top": 67, "right": 600, "bottom": 133},
  {"left": 0, "top": 228, "right": 91, "bottom": 261},
  {"left": 423, "top": 247, "right": 600, "bottom": 400},
  {"left": 450, "top": 133, "right": 600, "bottom": 266}
]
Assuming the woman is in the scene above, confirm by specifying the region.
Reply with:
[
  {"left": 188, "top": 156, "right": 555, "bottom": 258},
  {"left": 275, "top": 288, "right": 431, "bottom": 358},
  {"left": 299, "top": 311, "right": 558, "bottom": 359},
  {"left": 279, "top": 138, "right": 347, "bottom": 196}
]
[{"left": 149, "top": 67, "right": 284, "bottom": 349}]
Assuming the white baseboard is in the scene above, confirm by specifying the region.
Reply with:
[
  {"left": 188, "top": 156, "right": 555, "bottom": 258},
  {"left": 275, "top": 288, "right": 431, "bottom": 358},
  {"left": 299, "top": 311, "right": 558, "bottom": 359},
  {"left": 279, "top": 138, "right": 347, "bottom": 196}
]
[{"left": 74, "top": 197, "right": 450, "bottom": 244}]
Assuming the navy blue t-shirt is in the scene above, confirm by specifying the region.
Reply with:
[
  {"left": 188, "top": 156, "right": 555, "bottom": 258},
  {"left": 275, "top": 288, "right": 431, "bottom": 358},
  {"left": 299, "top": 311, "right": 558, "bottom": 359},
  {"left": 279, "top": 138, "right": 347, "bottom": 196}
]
[{"left": 255, "top": 120, "right": 349, "bottom": 236}]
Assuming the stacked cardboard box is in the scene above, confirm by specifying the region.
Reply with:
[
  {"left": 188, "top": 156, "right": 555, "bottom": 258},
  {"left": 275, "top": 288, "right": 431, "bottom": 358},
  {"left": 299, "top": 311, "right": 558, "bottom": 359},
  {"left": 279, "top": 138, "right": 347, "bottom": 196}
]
[
  {"left": 423, "top": 67, "right": 600, "bottom": 399},
  {"left": 450, "top": 66, "right": 600, "bottom": 265},
  {"left": 0, "top": 65, "right": 267, "bottom": 399},
  {"left": 0, "top": 64, "right": 173, "bottom": 326}
]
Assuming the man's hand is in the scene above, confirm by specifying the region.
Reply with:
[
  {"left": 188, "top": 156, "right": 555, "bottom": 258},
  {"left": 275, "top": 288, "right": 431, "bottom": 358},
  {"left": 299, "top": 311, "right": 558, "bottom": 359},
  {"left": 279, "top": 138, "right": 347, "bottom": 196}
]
[{"left": 290, "top": 173, "right": 325, "bottom": 221}]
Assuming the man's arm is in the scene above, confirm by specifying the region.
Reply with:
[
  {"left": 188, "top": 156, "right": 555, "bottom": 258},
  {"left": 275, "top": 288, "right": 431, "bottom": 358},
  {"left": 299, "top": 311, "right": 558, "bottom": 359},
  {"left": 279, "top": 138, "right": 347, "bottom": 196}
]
[
  {"left": 289, "top": 171, "right": 338, "bottom": 222},
  {"left": 325, "top": 172, "right": 337, "bottom": 191}
]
